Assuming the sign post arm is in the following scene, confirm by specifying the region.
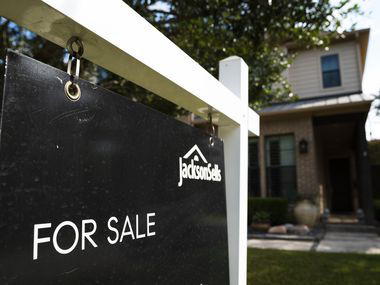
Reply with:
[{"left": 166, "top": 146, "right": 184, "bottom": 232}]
[
  {"left": 218, "top": 56, "right": 250, "bottom": 285},
  {"left": 0, "top": 0, "right": 245, "bottom": 127}
]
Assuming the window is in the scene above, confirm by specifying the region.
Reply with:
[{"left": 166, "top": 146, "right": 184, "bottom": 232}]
[
  {"left": 265, "top": 135, "right": 297, "bottom": 201},
  {"left": 248, "top": 138, "right": 260, "bottom": 197},
  {"left": 321, "top": 54, "right": 341, "bottom": 88}
]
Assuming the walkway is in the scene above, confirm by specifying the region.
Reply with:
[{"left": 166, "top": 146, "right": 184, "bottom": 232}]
[
  {"left": 317, "top": 231, "right": 380, "bottom": 254},
  {"left": 247, "top": 224, "right": 380, "bottom": 254}
]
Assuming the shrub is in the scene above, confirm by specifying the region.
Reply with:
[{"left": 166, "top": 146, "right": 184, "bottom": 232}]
[
  {"left": 374, "top": 200, "right": 380, "bottom": 221},
  {"left": 248, "top": 197, "right": 288, "bottom": 225},
  {"left": 251, "top": 211, "right": 270, "bottom": 224}
]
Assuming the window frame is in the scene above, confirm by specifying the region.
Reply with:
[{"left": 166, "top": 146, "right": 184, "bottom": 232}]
[
  {"left": 320, "top": 54, "right": 342, "bottom": 89},
  {"left": 264, "top": 134, "right": 297, "bottom": 201}
]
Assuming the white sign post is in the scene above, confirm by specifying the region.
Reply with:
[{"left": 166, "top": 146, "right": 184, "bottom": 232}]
[
  {"left": 219, "top": 57, "right": 250, "bottom": 285},
  {"left": 1, "top": 1, "right": 260, "bottom": 284}
]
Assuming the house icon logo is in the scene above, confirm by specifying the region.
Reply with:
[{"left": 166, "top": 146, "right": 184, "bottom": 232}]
[{"left": 178, "top": 144, "right": 222, "bottom": 187}]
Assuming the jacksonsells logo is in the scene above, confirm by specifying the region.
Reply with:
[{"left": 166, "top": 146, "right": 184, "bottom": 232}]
[{"left": 178, "top": 145, "right": 222, "bottom": 187}]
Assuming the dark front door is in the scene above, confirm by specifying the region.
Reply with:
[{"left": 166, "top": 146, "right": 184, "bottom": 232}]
[{"left": 329, "top": 158, "right": 353, "bottom": 213}]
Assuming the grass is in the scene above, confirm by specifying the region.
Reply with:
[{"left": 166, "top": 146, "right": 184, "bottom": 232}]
[{"left": 247, "top": 248, "right": 380, "bottom": 285}]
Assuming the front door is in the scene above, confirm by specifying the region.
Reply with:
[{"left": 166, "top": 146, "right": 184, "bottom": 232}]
[{"left": 329, "top": 158, "right": 353, "bottom": 213}]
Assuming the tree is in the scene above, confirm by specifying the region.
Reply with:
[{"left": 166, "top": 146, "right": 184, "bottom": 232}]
[
  {"left": 1, "top": 0, "right": 362, "bottom": 114},
  {"left": 150, "top": 0, "right": 362, "bottom": 108}
]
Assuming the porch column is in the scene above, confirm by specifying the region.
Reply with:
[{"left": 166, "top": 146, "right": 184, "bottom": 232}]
[{"left": 357, "top": 115, "right": 374, "bottom": 222}]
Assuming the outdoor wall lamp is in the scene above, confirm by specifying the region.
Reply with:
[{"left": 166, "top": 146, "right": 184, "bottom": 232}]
[{"left": 299, "top": 139, "right": 308, "bottom": 154}]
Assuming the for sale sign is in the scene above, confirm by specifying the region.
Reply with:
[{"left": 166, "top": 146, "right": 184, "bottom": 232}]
[{"left": 0, "top": 51, "right": 229, "bottom": 284}]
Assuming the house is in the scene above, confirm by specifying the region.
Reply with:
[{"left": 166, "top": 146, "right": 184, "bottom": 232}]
[{"left": 249, "top": 29, "right": 374, "bottom": 222}]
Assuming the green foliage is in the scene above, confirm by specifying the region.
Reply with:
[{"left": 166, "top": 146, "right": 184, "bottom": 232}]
[
  {"left": 374, "top": 200, "right": 380, "bottom": 221},
  {"left": 251, "top": 211, "right": 270, "bottom": 224},
  {"left": 248, "top": 197, "right": 288, "bottom": 225},
  {"left": 153, "top": 0, "right": 362, "bottom": 109},
  {"left": 247, "top": 248, "right": 380, "bottom": 285},
  {"left": 0, "top": 1, "right": 362, "bottom": 115}
]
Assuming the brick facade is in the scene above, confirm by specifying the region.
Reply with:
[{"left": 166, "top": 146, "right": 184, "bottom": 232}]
[{"left": 257, "top": 113, "right": 319, "bottom": 199}]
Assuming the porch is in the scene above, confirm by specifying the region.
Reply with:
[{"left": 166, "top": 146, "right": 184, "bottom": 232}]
[
  {"left": 313, "top": 112, "right": 373, "bottom": 220},
  {"left": 254, "top": 93, "right": 374, "bottom": 222}
]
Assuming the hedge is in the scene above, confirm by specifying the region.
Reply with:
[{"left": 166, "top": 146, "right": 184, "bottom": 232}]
[
  {"left": 248, "top": 197, "right": 288, "bottom": 225},
  {"left": 374, "top": 200, "right": 380, "bottom": 221}
]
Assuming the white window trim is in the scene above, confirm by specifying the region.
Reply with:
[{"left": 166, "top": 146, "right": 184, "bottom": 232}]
[{"left": 318, "top": 52, "right": 345, "bottom": 92}]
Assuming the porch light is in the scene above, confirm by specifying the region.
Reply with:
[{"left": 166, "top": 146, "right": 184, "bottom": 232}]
[{"left": 299, "top": 139, "right": 308, "bottom": 154}]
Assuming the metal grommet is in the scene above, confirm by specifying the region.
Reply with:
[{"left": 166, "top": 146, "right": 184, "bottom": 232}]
[
  {"left": 64, "top": 81, "right": 81, "bottom": 101},
  {"left": 66, "top": 36, "right": 84, "bottom": 58},
  {"left": 209, "top": 136, "right": 215, "bottom": 147}
]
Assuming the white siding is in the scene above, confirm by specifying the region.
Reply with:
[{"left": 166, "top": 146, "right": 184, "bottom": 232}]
[{"left": 288, "top": 41, "right": 361, "bottom": 99}]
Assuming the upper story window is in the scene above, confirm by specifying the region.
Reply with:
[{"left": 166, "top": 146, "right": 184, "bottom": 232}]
[{"left": 321, "top": 54, "right": 341, "bottom": 88}]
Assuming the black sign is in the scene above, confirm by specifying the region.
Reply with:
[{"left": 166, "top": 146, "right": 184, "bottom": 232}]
[{"left": 0, "top": 51, "right": 229, "bottom": 284}]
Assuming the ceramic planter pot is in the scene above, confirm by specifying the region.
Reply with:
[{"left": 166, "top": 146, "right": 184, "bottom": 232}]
[{"left": 294, "top": 200, "right": 319, "bottom": 228}]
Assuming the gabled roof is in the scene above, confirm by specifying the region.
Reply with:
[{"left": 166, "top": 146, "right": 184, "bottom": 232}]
[{"left": 259, "top": 93, "right": 374, "bottom": 116}]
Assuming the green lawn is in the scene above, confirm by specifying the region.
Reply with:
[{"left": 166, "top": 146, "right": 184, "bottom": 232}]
[{"left": 247, "top": 248, "right": 380, "bottom": 285}]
